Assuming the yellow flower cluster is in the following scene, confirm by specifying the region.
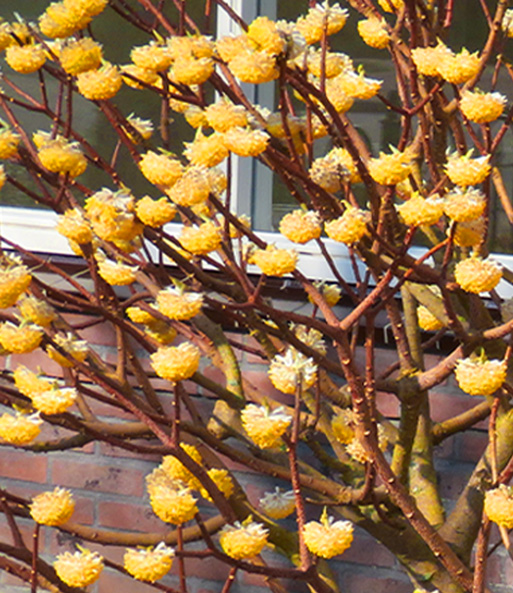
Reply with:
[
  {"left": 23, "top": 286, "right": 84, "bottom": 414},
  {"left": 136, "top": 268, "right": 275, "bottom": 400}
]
[
  {"left": 166, "top": 166, "right": 211, "bottom": 207},
  {"left": 219, "top": 519, "right": 269, "bottom": 559},
  {"left": 46, "top": 332, "right": 89, "bottom": 367},
  {"left": 331, "top": 408, "right": 355, "bottom": 444},
  {"left": 56, "top": 208, "right": 93, "bottom": 244},
  {"left": 0, "top": 126, "right": 21, "bottom": 159},
  {"left": 269, "top": 348, "right": 317, "bottom": 394},
  {"left": 85, "top": 188, "right": 142, "bottom": 244},
  {"left": 139, "top": 150, "right": 183, "bottom": 187},
  {"left": 251, "top": 245, "right": 298, "bottom": 276},
  {"left": 150, "top": 342, "right": 200, "bottom": 382},
  {"left": 445, "top": 152, "right": 491, "bottom": 186},
  {"left": 295, "top": 2, "right": 348, "bottom": 45},
  {"left": 0, "top": 411, "right": 42, "bottom": 445},
  {"left": 199, "top": 468, "right": 235, "bottom": 502},
  {"left": 162, "top": 443, "right": 202, "bottom": 484},
  {"left": 224, "top": 127, "right": 270, "bottom": 157},
  {"left": 179, "top": 221, "right": 222, "bottom": 255},
  {"left": 30, "top": 487, "right": 75, "bottom": 526},
  {"left": 18, "top": 295, "right": 56, "bottom": 327},
  {"left": 0, "top": 259, "right": 31, "bottom": 308},
  {"left": 0, "top": 322, "right": 43, "bottom": 354},
  {"left": 443, "top": 187, "right": 485, "bottom": 222},
  {"left": 241, "top": 404, "right": 292, "bottom": 449},
  {"left": 97, "top": 257, "right": 138, "bottom": 286},
  {"left": 368, "top": 148, "right": 411, "bottom": 185},
  {"left": 259, "top": 487, "right": 295, "bottom": 519},
  {"left": 454, "top": 356, "right": 506, "bottom": 396},
  {"left": 59, "top": 38, "right": 103, "bottom": 75},
  {"left": 396, "top": 194, "right": 444, "bottom": 227},
  {"left": 156, "top": 287, "right": 203, "bottom": 321},
  {"left": 358, "top": 18, "right": 390, "bottom": 49},
  {"left": 31, "top": 386, "right": 78, "bottom": 415},
  {"left": 5, "top": 44, "right": 46, "bottom": 74},
  {"left": 454, "top": 257, "right": 502, "bottom": 294},
  {"left": 184, "top": 130, "right": 228, "bottom": 168},
  {"left": 303, "top": 512, "right": 354, "bottom": 558},
  {"left": 76, "top": 63, "right": 123, "bottom": 100},
  {"left": 460, "top": 90, "right": 506, "bottom": 124},
  {"left": 279, "top": 210, "right": 322, "bottom": 244},
  {"left": 54, "top": 549, "right": 104, "bottom": 588},
  {"left": 37, "top": 133, "right": 87, "bottom": 178},
  {"left": 484, "top": 486, "right": 513, "bottom": 528},
  {"left": 325, "top": 207, "right": 369, "bottom": 244},
  {"left": 417, "top": 306, "right": 444, "bottom": 331},
  {"left": 147, "top": 470, "right": 198, "bottom": 524},
  {"left": 124, "top": 542, "right": 175, "bottom": 582},
  {"left": 135, "top": 196, "right": 176, "bottom": 227}
]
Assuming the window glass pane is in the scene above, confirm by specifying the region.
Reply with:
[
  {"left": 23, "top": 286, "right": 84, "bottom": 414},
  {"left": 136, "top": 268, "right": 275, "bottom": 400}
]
[
  {"left": 255, "top": 1, "right": 513, "bottom": 254},
  {"left": 0, "top": 1, "right": 213, "bottom": 209}
]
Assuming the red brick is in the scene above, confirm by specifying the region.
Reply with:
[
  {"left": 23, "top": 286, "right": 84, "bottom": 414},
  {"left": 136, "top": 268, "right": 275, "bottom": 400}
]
[
  {"left": 429, "top": 390, "right": 476, "bottom": 423},
  {"left": 98, "top": 568, "right": 162, "bottom": 593},
  {"left": 98, "top": 501, "right": 168, "bottom": 534},
  {"left": 51, "top": 460, "right": 144, "bottom": 496},
  {"left": 181, "top": 554, "right": 230, "bottom": 581},
  {"left": 99, "top": 441, "right": 161, "bottom": 462},
  {"left": 0, "top": 450, "right": 47, "bottom": 483}
]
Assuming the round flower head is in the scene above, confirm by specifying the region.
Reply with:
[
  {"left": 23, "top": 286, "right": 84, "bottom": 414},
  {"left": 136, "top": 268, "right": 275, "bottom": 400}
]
[
  {"left": 136, "top": 196, "right": 176, "bottom": 227},
  {"left": 368, "top": 148, "right": 411, "bottom": 185},
  {"left": 335, "top": 71, "right": 382, "bottom": 100},
  {"left": 358, "top": 18, "right": 390, "bottom": 49},
  {"left": 0, "top": 126, "right": 21, "bottom": 159},
  {"left": 460, "top": 90, "right": 506, "bottom": 124},
  {"left": 56, "top": 209, "right": 89, "bottom": 247},
  {"left": 303, "top": 511, "right": 354, "bottom": 558},
  {"left": 223, "top": 127, "right": 270, "bottom": 157},
  {"left": 161, "top": 443, "right": 202, "bottom": 484},
  {"left": 417, "top": 306, "right": 444, "bottom": 331},
  {"left": 148, "top": 474, "right": 198, "bottom": 524},
  {"left": 30, "top": 487, "right": 74, "bottom": 526},
  {"left": 150, "top": 342, "right": 200, "bottom": 382},
  {"left": 121, "top": 64, "right": 160, "bottom": 89},
  {"left": 131, "top": 42, "right": 173, "bottom": 72},
  {"left": 219, "top": 519, "right": 269, "bottom": 559},
  {"left": 241, "top": 404, "right": 292, "bottom": 449},
  {"left": 454, "top": 257, "right": 502, "bottom": 293},
  {"left": 76, "top": 63, "right": 123, "bottom": 100},
  {"left": 411, "top": 42, "right": 452, "bottom": 77},
  {"left": 46, "top": 332, "right": 88, "bottom": 367},
  {"left": 156, "top": 287, "right": 203, "bottom": 321},
  {"left": 325, "top": 207, "right": 369, "bottom": 245},
  {"left": 124, "top": 542, "right": 175, "bottom": 583},
  {"left": 166, "top": 166, "right": 211, "bottom": 207},
  {"left": 437, "top": 48, "right": 480, "bottom": 84},
  {"left": 38, "top": 136, "right": 87, "bottom": 178},
  {"left": 247, "top": 16, "right": 286, "bottom": 55},
  {"left": 295, "top": 2, "right": 348, "bottom": 45},
  {"left": 269, "top": 348, "right": 317, "bottom": 394},
  {"left": 59, "top": 38, "right": 102, "bottom": 75},
  {"left": 204, "top": 100, "right": 248, "bottom": 133},
  {"left": 5, "top": 44, "right": 46, "bottom": 74},
  {"left": 0, "top": 411, "right": 42, "bottom": 445},
  {"left": 184, "top": 106, "right": 207, "bottom": 129},
  {"left": 305, "top": 50, "right": 350, "bottom": 79},
  {"left": 97, "top": 257, "right": 138, "bottom": 286},
  {"left": 443, "top": 187, "right": 486, "bottom": 222},
  {"left": 54, "top": 549, "right": 104, "bottom": 588},
  {"left": 171, "top": 57, "right": 214, "bottom": 86},
  {"left": 0, "top": 322, "right": 43, "bottom": 354},
  {"left": 0, "top": 260, "right": 31, "bottom": 308},
  {"left": 44, "top": 0, "right": 93, "bottom": 34},
  {"left": 452, "top": 217, "right": 485, "bottom": 247},
  {"left": 229, "top": 49, "right": 278, "bottom": 84},
  {"left": 454, "top": 356, "right": 506, "bottom": 396},
  {"left": 396, "top": 194, "right": 444, "bottom": 227},
  {"left": 251, "top": 245, "right": 298, "bottom": 276},
  {"left": 484, "top": 486, "right": 513, "bottom": 528},
  {"left": 139, "top": 151, "right": 183, "bottom": 187},
  {"left": 13, "top": 365, "right": 53, "bottom": 397},
  {"left": 259, "top": 488, "right": 295, "bottom": 519},
  {"left": 126, "top": 305, "right": 158, "bottom": 326},
  {"left": 445, "top": 152, "right": 491, "bottom": 186},
  {"left": 309, "top": 152, "right": 350, "bottom": 193},
  {"left": 179, "top": 221, "right": 222, "bottom": 255},
  {"left": 199, "top": 468, "right": 234, "bottom": 501},
  {"left": 184, "top": 131, "right": 229, "bottom": 168},
  {"left": 31, "top": 386, "right": 77, "bottom": 415},
  {"left": 279, "top": 210, "right": 322, "bottom": 244}
]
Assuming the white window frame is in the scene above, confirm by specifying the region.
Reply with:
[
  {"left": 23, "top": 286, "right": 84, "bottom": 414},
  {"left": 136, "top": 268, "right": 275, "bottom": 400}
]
[{"left": 1, "top": 0, "right": 513, "bottom": 298}]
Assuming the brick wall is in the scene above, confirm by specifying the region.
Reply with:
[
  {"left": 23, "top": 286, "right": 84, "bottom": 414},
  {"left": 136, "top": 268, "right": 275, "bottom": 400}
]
[{"left": 0, "top": 319, "right": 510, "bottom": 593}]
